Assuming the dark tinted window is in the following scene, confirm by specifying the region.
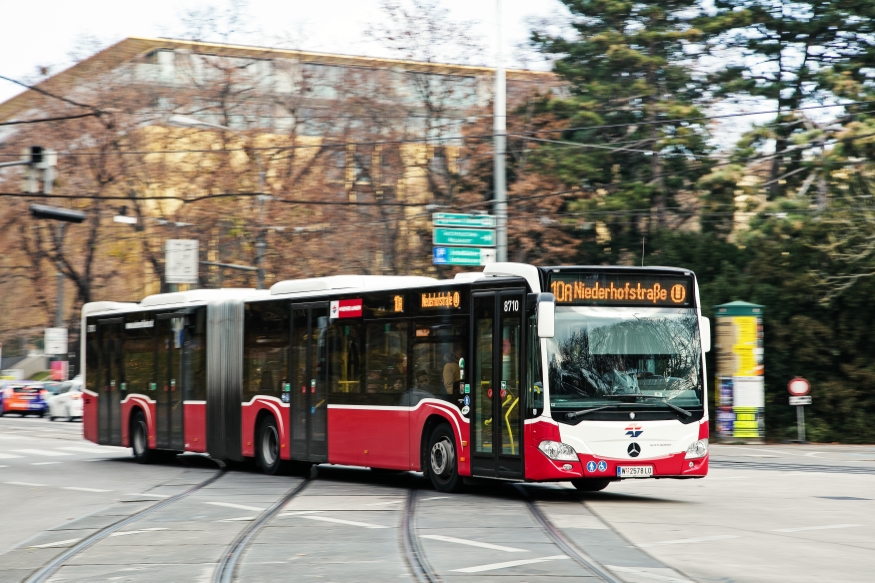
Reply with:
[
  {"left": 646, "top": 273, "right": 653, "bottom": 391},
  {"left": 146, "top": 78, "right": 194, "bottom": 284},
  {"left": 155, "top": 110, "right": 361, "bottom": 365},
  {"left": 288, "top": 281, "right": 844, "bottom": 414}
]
[{"left": 243, "top": 302, "right": 290, "bottom": 402}]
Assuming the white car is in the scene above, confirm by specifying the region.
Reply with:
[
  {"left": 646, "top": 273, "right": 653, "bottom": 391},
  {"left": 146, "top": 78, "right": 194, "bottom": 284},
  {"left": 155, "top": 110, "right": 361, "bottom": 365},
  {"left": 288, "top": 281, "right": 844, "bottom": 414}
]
[{"left": 47, "top": 377, "right": 83, "bottom": 421}]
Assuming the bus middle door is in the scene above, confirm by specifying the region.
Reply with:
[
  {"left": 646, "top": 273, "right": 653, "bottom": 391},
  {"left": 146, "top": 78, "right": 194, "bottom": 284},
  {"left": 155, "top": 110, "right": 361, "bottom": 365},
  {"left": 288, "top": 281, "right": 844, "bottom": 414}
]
[
  {"left": 97, "top": 317, "right": 124, "bottom": 446},
  {"left": 290, "top": 303, "right": 329, "bottom": 463},
  {"left": 156, "top": 313, "right": 185, "bottom": 451},
  {"left": 471, "top": 289, "right": 525, "bottom": 479}
]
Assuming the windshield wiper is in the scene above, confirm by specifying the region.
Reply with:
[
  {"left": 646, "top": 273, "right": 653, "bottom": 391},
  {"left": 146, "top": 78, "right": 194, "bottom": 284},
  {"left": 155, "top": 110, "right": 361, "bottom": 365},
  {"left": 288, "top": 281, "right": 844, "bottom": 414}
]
[
  {"left": 564, "top": 405, "right": 618, "bottom": 419},
  {"left": 594, "top": 394, "right": 693, "bottom": 418}
]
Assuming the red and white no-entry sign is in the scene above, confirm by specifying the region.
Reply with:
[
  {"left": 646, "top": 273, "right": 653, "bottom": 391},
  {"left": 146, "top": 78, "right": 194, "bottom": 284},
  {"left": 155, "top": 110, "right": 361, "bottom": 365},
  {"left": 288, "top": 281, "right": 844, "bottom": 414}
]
[{"left": 788, "top": 377, "right": 810, "bottom": 396}]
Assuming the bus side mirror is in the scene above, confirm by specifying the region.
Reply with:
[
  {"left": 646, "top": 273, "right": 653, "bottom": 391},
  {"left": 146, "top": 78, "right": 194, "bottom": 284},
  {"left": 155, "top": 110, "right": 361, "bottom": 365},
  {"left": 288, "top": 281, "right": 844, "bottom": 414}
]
[
  {"left": 700, "top": 316, "right": 711, "bottom": 353},
  {"left": 537, "top": 294, "right": 555, "bottom": 338}
]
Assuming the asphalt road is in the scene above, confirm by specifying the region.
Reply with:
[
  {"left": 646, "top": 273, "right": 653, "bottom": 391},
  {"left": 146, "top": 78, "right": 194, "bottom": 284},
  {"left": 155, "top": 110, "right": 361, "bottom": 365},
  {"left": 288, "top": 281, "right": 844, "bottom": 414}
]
[{"left": 1, "top": 414, "right": 873, "bottom": 583}]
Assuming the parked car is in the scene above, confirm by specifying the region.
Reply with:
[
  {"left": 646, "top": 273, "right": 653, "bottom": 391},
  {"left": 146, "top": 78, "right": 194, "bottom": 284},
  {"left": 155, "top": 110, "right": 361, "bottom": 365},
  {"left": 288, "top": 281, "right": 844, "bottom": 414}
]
[
  {"left": 0, "top": 381, "right": 48, "bottom": 417},
  {"left": 47, "top": 377, "right": 83, "bottom": 422}
]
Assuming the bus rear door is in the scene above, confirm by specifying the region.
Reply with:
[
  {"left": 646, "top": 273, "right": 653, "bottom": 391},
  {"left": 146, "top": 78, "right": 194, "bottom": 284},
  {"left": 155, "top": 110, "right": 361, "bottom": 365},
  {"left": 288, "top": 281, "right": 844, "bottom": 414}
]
[
  {"left": 471, "top": 289, "right": 525, "bottom": 479},
  {"left": 155, "top": 314, "right": 185, "bottom": 451},
  {"left": 97, "top": 317, "right": 124, "bottom": 446}
]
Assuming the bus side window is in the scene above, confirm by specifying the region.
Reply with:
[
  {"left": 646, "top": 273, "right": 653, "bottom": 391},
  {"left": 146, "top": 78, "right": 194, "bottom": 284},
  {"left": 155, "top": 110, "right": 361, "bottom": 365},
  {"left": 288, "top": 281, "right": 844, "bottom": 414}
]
[
  {"left": 527, "top": 315, "right": 544, "bottom": 417},
  {"left": 329, "top": 323, "right": 362, "bottom": 393},
  {"left": 243, "top": 302, "right": 289, "bottom": 403},
  {"left": 364, "top": 321, "right": 408, "bottom": 394}
]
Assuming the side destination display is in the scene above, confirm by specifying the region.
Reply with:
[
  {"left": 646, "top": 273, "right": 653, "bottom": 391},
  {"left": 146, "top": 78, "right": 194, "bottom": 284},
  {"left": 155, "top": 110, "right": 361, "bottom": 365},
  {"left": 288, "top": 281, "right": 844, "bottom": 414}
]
[{"left": 548, "top": 272, "right": 693, "bottom": 307}]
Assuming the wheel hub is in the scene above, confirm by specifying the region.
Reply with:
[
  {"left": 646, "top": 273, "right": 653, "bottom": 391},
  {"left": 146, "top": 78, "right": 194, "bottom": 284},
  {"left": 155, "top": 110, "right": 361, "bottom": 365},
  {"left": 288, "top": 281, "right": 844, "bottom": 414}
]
[{"left": 430, "top": 437, "right": 454, "bottom": 477}]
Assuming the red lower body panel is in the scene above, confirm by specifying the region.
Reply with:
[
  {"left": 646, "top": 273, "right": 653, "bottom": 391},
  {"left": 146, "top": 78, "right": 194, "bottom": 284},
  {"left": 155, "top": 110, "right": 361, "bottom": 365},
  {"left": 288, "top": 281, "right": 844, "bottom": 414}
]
[
  {"left": 83, "top": 392, "right": 98, "bottom": 443},
  {"left": 184, "top": 402, "right": 207, "bottom": 452}
]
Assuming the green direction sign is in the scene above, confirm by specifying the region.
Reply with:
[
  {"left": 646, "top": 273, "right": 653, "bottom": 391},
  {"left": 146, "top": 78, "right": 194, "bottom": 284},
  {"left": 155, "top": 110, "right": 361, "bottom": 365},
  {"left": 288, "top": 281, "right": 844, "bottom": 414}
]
[
  {"left": 432, "top": 213, "right": 496, "bottom": 228},
  {"left": 433, "top": 247, "right": 496, "bottom": 266},
  {"left": 434, "top": 227, "right": 495, "bottom": 247}
]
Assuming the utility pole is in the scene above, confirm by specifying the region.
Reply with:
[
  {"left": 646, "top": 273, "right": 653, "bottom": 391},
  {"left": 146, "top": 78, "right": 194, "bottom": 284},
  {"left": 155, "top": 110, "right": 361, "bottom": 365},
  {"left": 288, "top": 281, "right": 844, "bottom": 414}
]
[{"left": 493, "top": 0, "right": 508, "bottom": 262}]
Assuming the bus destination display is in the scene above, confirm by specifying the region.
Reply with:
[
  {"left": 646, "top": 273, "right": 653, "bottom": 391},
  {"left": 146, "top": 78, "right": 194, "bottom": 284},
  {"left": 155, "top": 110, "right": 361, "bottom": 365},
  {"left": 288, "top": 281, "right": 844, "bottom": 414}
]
[{"left": 549, "top": 273, "right": 693, "bottom": 307}]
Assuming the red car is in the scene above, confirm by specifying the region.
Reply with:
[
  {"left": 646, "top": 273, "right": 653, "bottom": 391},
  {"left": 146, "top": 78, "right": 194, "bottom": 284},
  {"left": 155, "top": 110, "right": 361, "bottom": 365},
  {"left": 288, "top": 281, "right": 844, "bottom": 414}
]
[{"left": 0, "top": 381, "right": 49, "bottom": 417}]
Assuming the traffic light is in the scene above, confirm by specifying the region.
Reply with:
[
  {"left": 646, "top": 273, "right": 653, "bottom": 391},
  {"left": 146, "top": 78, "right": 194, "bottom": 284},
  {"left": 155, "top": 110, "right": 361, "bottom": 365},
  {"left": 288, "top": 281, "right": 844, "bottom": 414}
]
[
  {"left": 29, "top": 204, "right": 86, "bottom": 223},
  {"left": 21, "top": 146, "right": 57, "bottom": 194}
]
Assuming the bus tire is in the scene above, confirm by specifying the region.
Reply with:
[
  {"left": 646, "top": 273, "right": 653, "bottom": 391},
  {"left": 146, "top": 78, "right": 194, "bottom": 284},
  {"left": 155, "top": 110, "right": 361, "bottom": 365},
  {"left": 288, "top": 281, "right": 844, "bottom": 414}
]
[
  {"left": 256, "top": 416, "right": 282, "bottom": 475},
  {"left": 571, "top": 478, "right": 610, "bottom": 492},
  {"left": 131, "top": 410, "right": 154, "bottom": 464},
  {"left": 427, "top": 423, "right": 462, "bottom": 493}
]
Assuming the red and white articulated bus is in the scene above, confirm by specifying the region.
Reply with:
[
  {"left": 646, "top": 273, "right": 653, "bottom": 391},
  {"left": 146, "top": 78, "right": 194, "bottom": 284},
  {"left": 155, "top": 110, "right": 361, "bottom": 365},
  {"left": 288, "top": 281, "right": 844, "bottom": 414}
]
[{"left": 80, "top": 263, "right": 710, "bottom": 492}]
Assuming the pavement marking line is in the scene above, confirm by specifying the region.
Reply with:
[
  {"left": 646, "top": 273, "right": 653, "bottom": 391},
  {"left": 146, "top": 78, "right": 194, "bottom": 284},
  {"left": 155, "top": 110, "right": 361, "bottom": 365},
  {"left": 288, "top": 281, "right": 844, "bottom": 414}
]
[
  {"left": 128, "top": 493, "right": 170, "bottom": 498},
  {"left": 278, "top": 510, "right": 323, "bottom": 518},
  {"left": 301, "top": 515, "right": 389, "bottom": 529},
  {"left": 219, "top": 516, "right": 257, "bottom": 522},
  {"left": 0, "top": 465, "right": 7, "bottom": 468},
  {"left": 64, "top": 486, "right": 111, "bottom": 493},
  {"left": 11, "top": 449, "right": 72, "bottom": 457},
  {"left": 421, "top": 496, "right": 450, "bottom": 501},
  {"left": 4, "top": 481, "right": 47, "bottom": 487},
  {"left": 58, "top": 446, "right": 124, "bottom": 454},
  {"left": 109, "top": 527, "right": 169, "bottom": 537},
  {"left": 31, "top": 462, "right": 62, "bottom": 465},
  {"left": 366, "top": 500, "right": 403, "bottom": 506},
  {"left": 421, "top": 534, "right": 528, "bottom": 553},
  {"left": 28, "top": 538, "right": 82, "bottom": 549},
  {"left": 771, "top": 524, "right": 861, "bottom": 533},
  {"left": 205, "top": 502, "right": 266, "bottom": 512},
  {"left": 638, "top": 535, "right": 739, "bottom": 548},
  {"left": 607, "top": 565, "right": 694, "bottom": 583},
  {"left": 0, "top": 453, "right": 24, "bottom": 459},
  {"left": 452, "top": 555, "right": 570, "bottom": 573}
]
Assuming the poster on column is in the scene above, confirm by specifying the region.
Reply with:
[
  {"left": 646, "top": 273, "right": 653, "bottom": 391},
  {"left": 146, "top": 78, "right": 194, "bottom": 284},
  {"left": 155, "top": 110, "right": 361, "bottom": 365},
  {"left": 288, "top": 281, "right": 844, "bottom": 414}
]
[{"left": 714, "top": 308, "right": 764, "bottom": 438}]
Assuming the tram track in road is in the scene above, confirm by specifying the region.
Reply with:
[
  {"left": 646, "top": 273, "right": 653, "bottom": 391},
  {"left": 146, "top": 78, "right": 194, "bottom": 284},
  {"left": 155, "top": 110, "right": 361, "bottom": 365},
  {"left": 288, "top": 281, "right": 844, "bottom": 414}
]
[
  {"left": 402, "top": 488, "right": 442, "bottom": 583},
  {"left": 514, "top": 485, "right": 622, "bottom": 583},
  {"left": 23, "top": 466, "right": 226, "bottom": 583},
  {"left": 711, "top": 460, "right": 875, "bottom": 475},
  {"left": 213, "top": 477, "right": 311, "bottom": 583}
]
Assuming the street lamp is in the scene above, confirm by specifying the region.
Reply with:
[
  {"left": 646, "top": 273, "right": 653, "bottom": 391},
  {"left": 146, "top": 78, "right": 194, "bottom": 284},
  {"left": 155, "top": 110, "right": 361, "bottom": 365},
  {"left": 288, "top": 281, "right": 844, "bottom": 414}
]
[
  {"left": 167, "top": 115, "right": 270, "bottom": 289},
  {"left": 28, "top": 204, "right": 87, "bottom": 330}
]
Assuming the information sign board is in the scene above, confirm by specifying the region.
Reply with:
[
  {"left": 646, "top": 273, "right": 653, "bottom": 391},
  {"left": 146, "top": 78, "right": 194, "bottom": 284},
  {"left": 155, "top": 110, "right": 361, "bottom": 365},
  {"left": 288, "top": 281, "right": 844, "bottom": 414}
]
[
  {"left": 166, "top": 239, "right": 199, "bottom": 284},
  {"left": 432, "top": 213, "right": 496, "bottom": 228},
  {"left": 433, "top": 228, "right": 495, "bottom": 247},
  {"left": 433, "top": 247, "right": 496, "bottom": 266},
  {"left": 789, "top": 395, "right": 812, "bottom": 406},
  {"left": 44, "top": 327, "right": 68, "bottom": 355}
]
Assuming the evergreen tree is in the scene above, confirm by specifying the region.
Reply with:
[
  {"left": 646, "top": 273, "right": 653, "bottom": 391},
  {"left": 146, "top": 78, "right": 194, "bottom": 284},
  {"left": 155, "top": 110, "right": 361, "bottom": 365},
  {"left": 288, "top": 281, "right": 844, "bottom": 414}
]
[
  {"left": 530, "top": 0, "right": 715, "bottom": 258},
  {"left": 703, "top": 0, "right": 875, "bottom": 198}
]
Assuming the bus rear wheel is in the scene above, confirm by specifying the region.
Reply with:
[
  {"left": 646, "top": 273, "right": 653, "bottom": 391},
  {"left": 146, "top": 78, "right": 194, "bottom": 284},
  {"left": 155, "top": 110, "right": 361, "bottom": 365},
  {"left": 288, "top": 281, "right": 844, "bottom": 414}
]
[
  {"left": 571, "top": 478, "right": 610, "bottom": 492},
  {"left": 257, "top": 416, "right": 282, "bottom": 475},
  {"left": 427, "top": 424, "right": 462, "bottom": 493},
  {"left": 131, "top": 411, "right": 154, "bottom": 464}
]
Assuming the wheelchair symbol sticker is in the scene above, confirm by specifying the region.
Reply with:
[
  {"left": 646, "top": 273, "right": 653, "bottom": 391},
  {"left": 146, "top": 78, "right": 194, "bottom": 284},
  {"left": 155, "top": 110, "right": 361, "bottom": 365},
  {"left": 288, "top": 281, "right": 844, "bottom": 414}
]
[{"left": 597, "top": 460, "right": 607, "bottom": 472}]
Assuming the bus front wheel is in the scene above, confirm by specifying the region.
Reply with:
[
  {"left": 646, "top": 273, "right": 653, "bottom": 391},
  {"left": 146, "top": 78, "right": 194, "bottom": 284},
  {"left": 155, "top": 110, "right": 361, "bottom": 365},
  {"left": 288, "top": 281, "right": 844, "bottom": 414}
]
[
  {"left": 571, "top": 478, "right": 610, "bottom": 492},
  {"left": 427, "top": 424, "right": 462, "bottom": 493}
]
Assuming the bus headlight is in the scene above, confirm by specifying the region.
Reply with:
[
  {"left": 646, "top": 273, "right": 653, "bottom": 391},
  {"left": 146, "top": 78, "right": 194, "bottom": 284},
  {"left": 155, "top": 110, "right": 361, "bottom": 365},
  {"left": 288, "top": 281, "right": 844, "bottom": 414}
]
[
  {"left": 685, "top": 438, "right": 708, "bottom": 459},
  {"left": 538, "top": 440, "right": 578, "bottom": 461}
]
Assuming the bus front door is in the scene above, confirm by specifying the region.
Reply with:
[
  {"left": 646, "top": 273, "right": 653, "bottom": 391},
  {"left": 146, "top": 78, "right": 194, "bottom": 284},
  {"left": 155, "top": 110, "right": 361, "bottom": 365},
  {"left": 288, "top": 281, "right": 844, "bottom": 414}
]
[
  {"left": 471, "top": 290, "right": 525, "bottom": 479},
  {"left": 97, "top": 317, "right": 124, "bottom": 446},
  {"left": 290, "top": 303, "right": 329, "bottom": 463},
  {"left": 156, "top": 314, "right": 185, "bottom": 451}
]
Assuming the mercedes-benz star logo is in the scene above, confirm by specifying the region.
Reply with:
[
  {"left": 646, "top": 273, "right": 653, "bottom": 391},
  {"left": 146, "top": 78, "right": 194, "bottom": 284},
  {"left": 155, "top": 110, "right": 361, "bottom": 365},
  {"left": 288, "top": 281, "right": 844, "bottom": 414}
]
[{"left": 627, "top": 443, "right": 641, "bottom": 458}]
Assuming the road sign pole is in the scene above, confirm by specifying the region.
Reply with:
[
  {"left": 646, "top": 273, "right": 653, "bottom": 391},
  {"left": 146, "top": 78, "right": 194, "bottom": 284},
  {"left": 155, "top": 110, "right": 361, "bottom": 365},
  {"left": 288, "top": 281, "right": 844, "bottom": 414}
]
[{"left": 797, "top": 405, "right": 806, "bottom": 442}]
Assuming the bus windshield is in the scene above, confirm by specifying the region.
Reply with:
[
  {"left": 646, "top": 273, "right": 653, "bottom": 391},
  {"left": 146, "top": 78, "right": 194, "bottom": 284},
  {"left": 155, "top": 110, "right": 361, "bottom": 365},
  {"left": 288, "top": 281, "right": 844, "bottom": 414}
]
[{"left": 546, "top": 306, "right": 703, "bottom": 415}]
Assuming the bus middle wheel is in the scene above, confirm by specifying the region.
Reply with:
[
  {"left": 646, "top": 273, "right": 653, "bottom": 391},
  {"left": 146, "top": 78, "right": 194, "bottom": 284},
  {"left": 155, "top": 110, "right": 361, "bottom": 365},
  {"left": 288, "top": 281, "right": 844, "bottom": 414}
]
[
  {"left": 427, "top": 424, "right": 462, "bottom": 493},
  {"left": 257, "top": 416, "right": 282, "bottom": 475},
  {"left": 131, "top": 410, "right": 154, "bottom": 464}
]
